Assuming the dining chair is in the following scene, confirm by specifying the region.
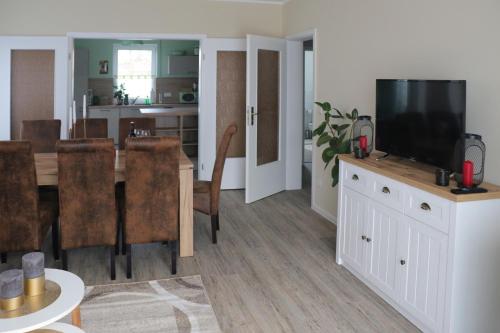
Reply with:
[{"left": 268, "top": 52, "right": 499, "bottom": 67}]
[
  {"left": 193, "top": 123, "right": 237, "bottom": 244},
  {"left": 118, "top": 117, "right": 156, "bottom": 149},
  {"left": 123, "top": 136, "right": 180, "bottom": 277},
  {"left": 21, "top": 119, "right": 61, "bottom": 153},
  {"left": 72, "top": 118, "right": 108, "bottom": 139},
  {"left": 0, "top": 141, "right": 59, "bottom": 263},
  {"left": 56, "top": 139, "right": 117, "bottom": 280}
]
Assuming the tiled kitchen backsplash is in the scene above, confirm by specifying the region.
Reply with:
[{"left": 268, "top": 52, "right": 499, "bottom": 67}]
[
  {"left": 88, "top": 77, "right": 198, "bottom": 105},
  {"left": 155, "top": 77, "right": 197, "bottom": 104}
]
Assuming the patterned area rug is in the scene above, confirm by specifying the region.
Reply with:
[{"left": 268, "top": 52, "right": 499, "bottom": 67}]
[{"left": 79, "top": 276, "right": 221, "bottom": 333}]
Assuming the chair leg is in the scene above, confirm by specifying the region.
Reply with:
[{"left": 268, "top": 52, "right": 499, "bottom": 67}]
[
  {"left": 61, "top": 250, "right": 68, "bottom": 271},
  {"left": 216, "top": 213, "right": 220, "bottom": 231},
  {"left": 211, "top": 215, "right": 218, "bottom": 244},
  {"left": 121, "top": 226, "right": 127, "bottom": 255},
  {"left": 110, "top": 246, "right": 116, "bottom": 280},
  {"left": 126, "top": 244, "right": 132, "bottom": 279},
  {"left": 1, "top": 253, "right": 6, "bottom": 264},
  {"left": 170, "top": 240, "right": 177, "bottom": 275},
  {"left": 115, "top": 222, "right": 121, "bottom": 256},
  {"left": 52, "top": 219, "right": 60, "bottom": 261}
]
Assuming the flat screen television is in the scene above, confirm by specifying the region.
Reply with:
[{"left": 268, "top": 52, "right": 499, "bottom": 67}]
[{"left": 376, "top": 79, "right": 466, "bottom": 171}]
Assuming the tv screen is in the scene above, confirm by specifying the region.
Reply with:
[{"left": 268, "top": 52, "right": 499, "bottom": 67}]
[{"left": 376, "top": 79, "right": 466, "bottom": 171}]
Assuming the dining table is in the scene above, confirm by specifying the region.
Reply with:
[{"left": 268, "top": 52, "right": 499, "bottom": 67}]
[{"left": 34, "top": 149, "right": 194, "bottom": 257}]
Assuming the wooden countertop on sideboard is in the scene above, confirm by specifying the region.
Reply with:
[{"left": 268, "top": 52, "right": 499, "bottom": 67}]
[{"left": 339, "top": 153, "right": 500, "bottom": 202}]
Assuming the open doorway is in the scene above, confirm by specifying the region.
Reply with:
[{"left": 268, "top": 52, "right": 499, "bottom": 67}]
[
  {"left": 302, "top": 40, "right": 314, "bottom": 193},
  {"left": 68, "top": 34, "right": 203, "bottom": 171}
]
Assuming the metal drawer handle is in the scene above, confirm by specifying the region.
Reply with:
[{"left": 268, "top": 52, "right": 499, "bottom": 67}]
[
  {"left": 366, "top": 237, "right": 372, "bottom": 243},
  {"left": 382, "top": 186, "right": 390, "bottom": 194},
  {"left": 420, "top": 202, "right": 431, "bottom": 211},
  {"left": 352, "top": 174, "right": 359, "bottom": 181},
  {"left": 400, "top": 259, "right": 406, "bottom": 266},
  {"left": 361, "top": 235, "right": 366, "bottom": 240}
]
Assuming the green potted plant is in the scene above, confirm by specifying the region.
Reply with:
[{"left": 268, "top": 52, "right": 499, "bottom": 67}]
[
  {"left": 313, "top": 102, "right": 358, "bottom": 187},
  {"left": 113, "top": 84, "right": 126, "bottom": 105}
]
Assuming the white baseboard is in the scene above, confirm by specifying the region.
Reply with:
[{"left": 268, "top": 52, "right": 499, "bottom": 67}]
[{"left": 312, "top": 204, "right": 337, "bottom": 225}]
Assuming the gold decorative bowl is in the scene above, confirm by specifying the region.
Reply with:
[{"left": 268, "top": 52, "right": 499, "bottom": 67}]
[{"left": 0, "top": 280, "right": 61, "bottom": 319}]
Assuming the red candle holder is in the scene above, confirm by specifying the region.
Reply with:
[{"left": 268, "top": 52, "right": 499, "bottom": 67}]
[{"left": 462, "top": 160, "right": 474, "bottom": 188}]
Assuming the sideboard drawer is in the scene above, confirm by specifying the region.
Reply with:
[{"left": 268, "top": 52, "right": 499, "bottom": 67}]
[
  {"left": 343, "top": 163, "right": 370, "bottom": 193},
  {"left": 405, "top": 187, "right": 451, "bottom": 233},
  {"left": 371, "top": 174, "right": 405, "bottom": 213}
]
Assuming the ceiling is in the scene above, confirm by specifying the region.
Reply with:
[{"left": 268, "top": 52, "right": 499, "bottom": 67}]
[{"left": 211, "top": 0, "right": 289, "bottom": 4}]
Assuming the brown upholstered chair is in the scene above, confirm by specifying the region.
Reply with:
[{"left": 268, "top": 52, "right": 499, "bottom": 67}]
[
  {"left": 21, "top": 120, "right": 61, "bottom": 153},
  {"left": 123, "top": 136, "right": 180, "bottom": 277},
  {"left": 0, "top": 141, "right": 59, "bottom": 263},
  {"left": 194, "top": 123, "right": 237, "bottom": 244},
  {"left": 57, "top": 139, "right": 117, "bottom": 280},
  {"left": 72, "top": 118, "right": 108, "bottom": 139},
  {"left": 118, "top": 117, "right": 156, "bottom": 150}
]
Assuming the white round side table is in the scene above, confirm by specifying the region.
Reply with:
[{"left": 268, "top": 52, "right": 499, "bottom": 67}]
[
  {"left": 37, "top": 322, "right": 85, "bottom": 333},
  {"left": 0, "top": 269, "right": 85, "bottom": 333}
]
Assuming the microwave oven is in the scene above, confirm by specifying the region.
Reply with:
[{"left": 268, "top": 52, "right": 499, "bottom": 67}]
[{"left": 179, "top": 91, "right": 197, "bottom": 104}]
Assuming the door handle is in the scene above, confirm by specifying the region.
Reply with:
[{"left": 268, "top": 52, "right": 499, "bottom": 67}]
[
  {"left": 250, "top": 107, "right": 259, "bottom": 126},
  {"left": 352, "top": 174, "right": 359, "bottom": 181},
  {"left": 361, "top": 235, "right": 366, "bottom": 241},
  {"left": 400, "top": 259, "right": 406, "bottom": 266},
  {"left": 366, "top": 237, "right": 372, "bottom": 243},
  {"left": 382, "top": 186, "right": 390, "bottom": 194}
]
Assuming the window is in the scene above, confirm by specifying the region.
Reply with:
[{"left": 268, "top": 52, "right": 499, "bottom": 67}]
[{"left": 113, "top": 44, "right": 157, "bottom": 102}]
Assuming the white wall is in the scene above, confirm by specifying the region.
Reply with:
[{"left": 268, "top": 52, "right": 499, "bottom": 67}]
[
  {"left": 0, "top": 37, "right": 69, "bottom": 140},
  {"left": 0, "top": 0, "right": 283, "bottom": 38},
  {"left": 284, "top": 0, "right": 500, "bottom": 218}
]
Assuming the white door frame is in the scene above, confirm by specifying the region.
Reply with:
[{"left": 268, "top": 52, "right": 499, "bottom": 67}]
[
  {"left": 286, "top": 29, "right": 318, "bottom": 208},
  {"left": 67, "top": 32, "right": 207, "bottom": 171},
  {"left": 199, "top": 38, "right": 246, "bottom": 188},
  {"left": 0, "top": 36, "right": 69, "bottom": 140}
]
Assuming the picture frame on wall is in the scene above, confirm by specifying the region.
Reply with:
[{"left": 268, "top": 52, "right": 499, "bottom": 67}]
[{"left": 99, "top": 60, "right": 109, "bottom": 74}]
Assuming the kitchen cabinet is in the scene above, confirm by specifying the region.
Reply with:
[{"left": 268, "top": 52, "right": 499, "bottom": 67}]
[
  {"left": 168, "top": 55, "right": 198, "bottom": 76},
  {"left": 88, "top": 108, "right": 119, "bottom": 145},
  {"left": 119, "top": 108, "right": 141, "bottom": 118}
]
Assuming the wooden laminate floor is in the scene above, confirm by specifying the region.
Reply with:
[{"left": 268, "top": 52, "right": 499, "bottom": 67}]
[{"left": 1, "top": 189, "right": 418, "bottom": 333}]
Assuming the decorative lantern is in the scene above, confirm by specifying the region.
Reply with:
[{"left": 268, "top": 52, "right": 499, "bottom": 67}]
[
  {"left": 454, "top": 133, "right": 486, "bottom": 187},
  {"left": 352, "top": 116, "right": 374, "bottom": 156}
]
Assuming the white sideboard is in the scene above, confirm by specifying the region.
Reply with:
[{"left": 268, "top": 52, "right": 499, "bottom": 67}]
[{"left": 336, "top": 154, "right": 500, "bottom": 333}]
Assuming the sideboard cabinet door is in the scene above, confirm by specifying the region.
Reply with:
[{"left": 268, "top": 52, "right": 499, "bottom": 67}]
[
  {"left": 397, "top": 217, "right": 448, "bottom": 331},
  {"left": 364, "top": 202, "right": 401, "bottom": 300},
  {"left": 340, "top": 187, "right": 369, "bottom": 273}
]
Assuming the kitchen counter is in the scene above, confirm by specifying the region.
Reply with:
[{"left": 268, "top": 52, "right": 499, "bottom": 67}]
[
  {"left": 140, "top": 107, "right": 198, "bottom": 116},
  {"left": 88, "top": 103, "right": 197, "bottom": 110}
]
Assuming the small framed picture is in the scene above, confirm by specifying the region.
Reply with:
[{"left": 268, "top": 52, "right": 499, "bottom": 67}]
[{"left": 99, "top": 60, "right": 109, "bottom": 74}]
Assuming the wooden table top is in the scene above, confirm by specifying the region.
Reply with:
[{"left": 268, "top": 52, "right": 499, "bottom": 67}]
[
  {"left": 35, "top": 149, "right": 193, "bottom": 186},
  {"left": 339, "top": 153, "right": 500, "bottom": 202}
]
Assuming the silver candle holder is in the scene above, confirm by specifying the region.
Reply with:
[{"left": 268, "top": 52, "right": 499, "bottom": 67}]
[
  {"left": 0, "top": 269, "right": 24, "bottom": 311},
  {"left": 22, "top": 252, "right": 45, "bottom": 297}
]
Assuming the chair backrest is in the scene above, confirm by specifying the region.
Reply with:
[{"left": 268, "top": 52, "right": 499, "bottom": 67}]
[
  {"left": 124, "top": 136, "right": 180, "bottom": 244},
  {"left": 57, "top": 139, "right": 116, "bottom": 249},
  {"left": 0, "top": 141, "right": 41, "bottom": 252},
  {"left": 118, "top": 118, "right": 156, "bottom": 149},
  {"left": 21, "top": 119, "right": 61, "bottom": 153},
  {"left": 73, "top": 118, "right": 108, "bottom": 139},
  {"left": 210, "top": 123, "right": 237, "bottom": 215}
]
